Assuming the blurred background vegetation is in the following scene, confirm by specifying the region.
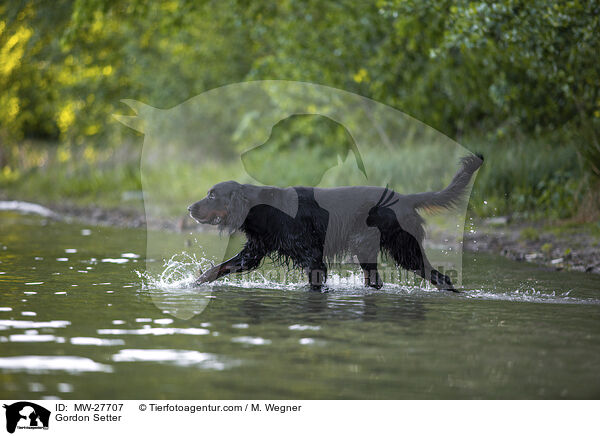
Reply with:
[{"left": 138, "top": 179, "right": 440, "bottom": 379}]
[{"left": 1, "top": 0, "right": 599, "bottom": 220}]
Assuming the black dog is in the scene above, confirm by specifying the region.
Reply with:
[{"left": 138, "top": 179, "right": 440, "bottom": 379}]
[{"left": 189, "top": 154, "right": 483, "bottom": 291}]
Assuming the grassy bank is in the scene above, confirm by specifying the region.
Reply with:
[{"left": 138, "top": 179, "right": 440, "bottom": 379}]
[
  {"left": 464, "top": 133, "right": 589, "bottom": 220},
  {"left": 0, "top": 140, "right": 142, "bottom": 208},
  {"left": 0, "top": 131, "right": 597, "bottom": 222}
]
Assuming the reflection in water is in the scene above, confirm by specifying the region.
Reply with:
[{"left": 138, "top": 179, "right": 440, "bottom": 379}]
[
  {"left": 214, "top": 289, "right": 429, "bottom": 327},
  {"left": 240, "top": 297, "right": 270, "bottom": 324},
  {"left": 304, "top": 292, "right": 329, "bottom": 316},
  {"left": 361, "top": 295, "right": 427, "bottom": 324},
  {"left": 143, "top": 287, "right": 212, "bottom": 320}
]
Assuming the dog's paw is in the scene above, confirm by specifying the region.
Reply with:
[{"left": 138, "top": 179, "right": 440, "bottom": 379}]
[{"left": 306, "top": 284, "right": 329, "bottom": 293}]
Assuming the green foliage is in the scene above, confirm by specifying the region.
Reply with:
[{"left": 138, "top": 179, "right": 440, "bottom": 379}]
[
  {"left": 520, "top": 227, "right": 540, "bottom": 242},
  {"left": 467, "top": 131, "right": 584, "bottom": 219},
  {"left": 2, "top": 0, "right": 598, "bottom": 144},
  {"left": 541, "top": 243, "right": 553, "bottom": 255},
  {"left": 1, "top": 0, "right": 599, "bottom": 218}
]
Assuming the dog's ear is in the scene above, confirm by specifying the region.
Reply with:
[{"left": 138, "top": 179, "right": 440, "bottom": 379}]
[{"left": 224, "top": 185, "right": 249, "bottom": 232}]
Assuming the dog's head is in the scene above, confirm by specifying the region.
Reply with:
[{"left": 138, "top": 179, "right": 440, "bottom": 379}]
[{"left": 188, "top": 181, "right": 249, "bottom": 232}]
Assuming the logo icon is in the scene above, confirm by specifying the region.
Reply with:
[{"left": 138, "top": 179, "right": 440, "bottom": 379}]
[{"left": 3, "top": 402, "right": 50, "bottom": 434}]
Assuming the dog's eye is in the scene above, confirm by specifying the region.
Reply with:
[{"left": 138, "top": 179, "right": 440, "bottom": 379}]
[{"left": 208, "top": 191, "right": 215, "bottom": 200}]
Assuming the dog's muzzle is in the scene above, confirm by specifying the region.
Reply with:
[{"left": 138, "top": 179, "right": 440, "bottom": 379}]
[{"left": 188, "top": 205, "right": 223, "bottom": 225}]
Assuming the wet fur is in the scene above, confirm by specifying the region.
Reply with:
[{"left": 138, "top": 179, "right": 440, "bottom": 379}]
[{"left": 189, "top": 154, "right": 483, "bottom": 291}]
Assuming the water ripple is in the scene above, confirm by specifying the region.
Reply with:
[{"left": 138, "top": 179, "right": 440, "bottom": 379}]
[
  {"left": 0, "top": 356, "right": 112, "bottom": 373},
  {"left": 112, "top": 349, "right": 235, "bottom": 370}
]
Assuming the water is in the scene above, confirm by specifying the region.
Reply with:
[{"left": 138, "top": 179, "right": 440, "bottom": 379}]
[{"left": 1, "top": 212, "right": 599, "bottom": 399}]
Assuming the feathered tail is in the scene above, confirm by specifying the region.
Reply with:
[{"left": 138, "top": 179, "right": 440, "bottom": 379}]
[{"left": 407, "top": 154, "right": 483, "bottom": 211}]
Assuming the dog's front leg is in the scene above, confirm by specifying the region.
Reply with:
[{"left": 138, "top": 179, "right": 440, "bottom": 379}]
[
  {"left": 194, "top": 245, "right": 264, "bottom": 285},
  {"left": 194, "top": 253, "right": 245, "bottom": 284},
  {"left": 194, "top": 261, "right": 230, "bottom": 284}
]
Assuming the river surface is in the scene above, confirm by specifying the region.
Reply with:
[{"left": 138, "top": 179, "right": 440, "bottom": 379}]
[{"left": 1, "top": 212, "right": 599, "bottom": 399}]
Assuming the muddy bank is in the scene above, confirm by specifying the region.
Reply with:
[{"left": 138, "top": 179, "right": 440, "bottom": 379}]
[
  {"left": 464, "top": 217, "right": 600, "bottom": 275},
  {"left": 3, "top": 200, "right": 599, "bottom": 276}
]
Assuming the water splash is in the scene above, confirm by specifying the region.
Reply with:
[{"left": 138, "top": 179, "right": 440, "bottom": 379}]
[
  {"left": 137, "top": 252, "right": 213, "bottom": 290},
  {"left": 463, "top": 285, "right": 600, "bottom": 305},
  {"left": 135, "top": 252, "right": 600, "bottom": 305},
  {"left": 137, "top": 251, "right": 440, "bottom": 294}
]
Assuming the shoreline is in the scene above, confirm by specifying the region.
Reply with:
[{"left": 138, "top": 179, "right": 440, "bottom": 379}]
[
  {"left": 464, "top": 218, "right": 600, "bottom": 275},
  {"left": 3, "top": 200, "right": 599, "bottom": 275}
]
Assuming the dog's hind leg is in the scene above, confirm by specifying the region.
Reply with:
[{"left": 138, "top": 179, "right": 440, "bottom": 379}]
[
  {"left": 416, "top": 255, "right": 457, "bottom": 292},
  {"left": 352, "top": 228, "right": 383, "bottom": 289},
  {"left": 306, "top": 262, "right": 327, "bottom": 291},
  {"left": 385, "top": 236, "right": 457, "bottom": 292},
  {"left": 356, "top": 247, "right": 383, "bottom": 289},
  {"left": 359, "top": 261, "right": 383, "bottom": 289},
  {"left": 429, "top": 268, "right": 456, "bottom": 292}
]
